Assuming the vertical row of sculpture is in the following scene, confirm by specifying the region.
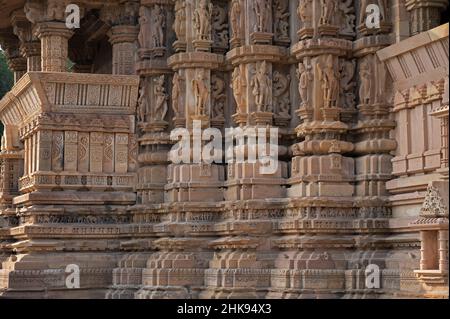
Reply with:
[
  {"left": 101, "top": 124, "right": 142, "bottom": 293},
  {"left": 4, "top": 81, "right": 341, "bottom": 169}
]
[{"left": 353, "top": 3, "right": 395, "bottom": 199}]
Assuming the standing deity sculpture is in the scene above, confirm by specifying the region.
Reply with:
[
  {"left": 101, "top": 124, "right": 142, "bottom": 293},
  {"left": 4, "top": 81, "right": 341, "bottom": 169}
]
[
  {"left": 173, "top": 0, "right": 186, "bottom": 42},
  {"left": 192, "top": 70, "right": 209, "bottom": 116},
  {"left": 359, "top": 57, "right": 372, "bottom": 105},
  {"left": 253, "top": 0, "right": 270, "bottom": 32},
  {"left": 251, "top": 61, "right": 272, "bottom": 112},
  {"left": 319, "top": 0, "right": 335, "bottom": 25},
  {"left": 297, "top": 61, "right": 313, "bottom": 108},
  {"left": 298, "top": 0, "right": 313, "bottom": 25},
  {"left": 138, "top": 6, "right": 151, "bottom": 49},
  {"left": 172, "top": 73, "right": 182, "bottom": 118},
  {"left": 340, "top": 60, "right": 356, "bottom": 109},
  {"left": 317, "top": 56, "right": 339, "bottom": 108},
  {"left": 273, "top": 71, "right": 291, "bottom": 117},
  {"left": 137, "top": 82, "right": 149, "bottom": 123},
  {"left": 152, "top": 5, "right": 165, "bottom": 48},
  {"left": 154, "top": 75, "right": 169, "bottom": 121},
  {"left": 211, "top": 74, "right": 226, "bottom": 119},
  {"left": 194, "top": 0, "right": 213, "bottom": 41},
  {"left": 231, "top": 66, "right": 246, "bottom": 114},
  {"left": 230, "top": 0, "right": 241, "bottom": 39}
]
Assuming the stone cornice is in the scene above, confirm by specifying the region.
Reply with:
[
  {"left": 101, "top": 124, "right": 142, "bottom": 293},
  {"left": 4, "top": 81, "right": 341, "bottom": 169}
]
[{"left": 0, "top": 72, "right": 140, "bottom": 128}]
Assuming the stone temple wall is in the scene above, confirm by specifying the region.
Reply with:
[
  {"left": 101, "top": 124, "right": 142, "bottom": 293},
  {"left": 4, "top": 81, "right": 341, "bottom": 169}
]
[{"left": 0, "top": 0, "right": 448, "bottom": 299}]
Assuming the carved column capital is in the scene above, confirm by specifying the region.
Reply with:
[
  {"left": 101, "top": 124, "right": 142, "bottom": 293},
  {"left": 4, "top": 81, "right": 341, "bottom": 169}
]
[
  {"left": 405, "top": 0, "right": 449, "bottom": 35},
  {"left": 0, "top": 33, "right": 27, "bottom": 82},
  {"left": 107, "top": 25, "right": 140, "bottom": 45},
  {"left": 33, "top": 21, "right": 74, "bottom": 40}
]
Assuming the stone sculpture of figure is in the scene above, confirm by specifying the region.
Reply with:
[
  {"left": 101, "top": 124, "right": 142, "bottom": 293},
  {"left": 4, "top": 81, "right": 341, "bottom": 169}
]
[
  {"left": 297, "top": 61, "right": 313, "bottom": 107},
  {"left": 274, "top": 0, "right": 290, "bottom": 39},
  {"left": 173, "top": 0, "right": 186, "bottom": 42},
  {"left": 172, "top": 73, "right": 182, "bottom": 117},
  {"left": 253, "top": 0, "right": 270, "bottom": 32},
  {"left": 212, "top": 5, "right": 229, "bottom": 47},
  {"left": 193, "top": 0, "right": 213, "bottom": 40},
  {"left": 297, "top": 0, "right": 313, "bottom": 24},
  {"left": 138, "top": 6, "right": 151, "bottom": 49},
  {"left": 340, "top": 60, "right": 356, "bottom": 108},
  {"left": 273, "top": 71, "right": 291, "bottom": 116},
  {"left": 231, "top": 66, "right": 246, "bottom": 113},
  {"left": 154, "top": 75, "right": 168, "bottom": 121},
  {"left": 230, "top": 0, "right": 241, "bottom": 38},
  {"left": 251, "top": 61, "right": 272, "bottom": 112},
  {"left": 374, "top": 58, "right": 387, "bottom": 104},
  {"left": 137, "top": 82, "right": 148, "bottom": 123},
  {"left": 152, "top": 5, "right": 165, "bottom": 48},
  {"left": 359, "top": 0, "right": 389, "bottom": 25},
  {"left": 340, "top": 60, "right": 356, "bottom": 91},
  {"left": 317, "top": 55, "right": 339, "bottom": 108},
  {"left": 359, "top": 57, "right": 372, "bottom": 105},
  {"left": 338, "top": 0, "right": 355, "bottom": 34},
  {"left": 319, "top": 0, "right": 335, "bottom": 25},
  {"left": 192, "top": 70, "right": 209, "bottom": 116},
  {"left": 211, "top": 75, "right": 226, "bottom": 119}
]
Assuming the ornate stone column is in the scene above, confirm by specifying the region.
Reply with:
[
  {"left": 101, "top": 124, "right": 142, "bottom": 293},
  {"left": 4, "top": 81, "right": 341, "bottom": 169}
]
[
  {"left": 102, "top": 1, "right": 140, "bottom": 75},
  {"left": 405, "top": 0, "right": 449, "bottom": 35},
  {"left": 23, "top": 0, "right": 74, "bottom": 72},
  {"left": 0, "top": 34, "right": 27, "bottom": 83},
  {"left": 166, "top": 0, "right": 225, "bottom": 204},
  {"left": 33, "top": 22, "right": 73, "bottom": 72},
  {"left": 353, "top": 2, "right": 395, "bottom": 199},
  {"left": 11, "top": 9, "right": 41, "bottom": 72},
  {"left": 291, "top": 0, "right": 356, "bottom": 198}
]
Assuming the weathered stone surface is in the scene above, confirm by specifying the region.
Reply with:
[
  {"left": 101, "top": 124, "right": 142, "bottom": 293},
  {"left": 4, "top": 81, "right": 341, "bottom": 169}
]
[{"left": 0, "top": 0, "right": 448, "bottom": 299}]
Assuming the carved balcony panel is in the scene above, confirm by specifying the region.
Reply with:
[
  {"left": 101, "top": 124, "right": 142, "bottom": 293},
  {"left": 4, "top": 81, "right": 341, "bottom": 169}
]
[{"left": 0, "top": 72, "right": 139, "bottom": 199}]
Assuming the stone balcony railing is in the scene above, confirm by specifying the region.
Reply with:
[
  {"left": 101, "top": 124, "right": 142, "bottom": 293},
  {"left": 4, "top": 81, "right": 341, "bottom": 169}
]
[{"left": 0, "top": 72, "right": 139, "bottom": 200}]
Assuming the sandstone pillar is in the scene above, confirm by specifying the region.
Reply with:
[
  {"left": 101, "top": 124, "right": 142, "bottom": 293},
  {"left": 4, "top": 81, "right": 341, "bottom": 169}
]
[
  {"left": 353, "top": 3, "right": 395, "bottom": 199},
  {"left": 405, "top": 0, "right": 449, "bottom": 35},
  {"left": 0, "top": 34, "right": 27, "bottom": 83},
  {"left": 291, "top": 0, "right": 355, "bottom": 198},
  {"left": 34, "top": 22, "right": 73, "bottom": 72},
  {"left": 11, "top": 10, "right": 41, "bottom": 72},
  {"left": 108, "top": 25, "right": 139, "bottom": 75}
]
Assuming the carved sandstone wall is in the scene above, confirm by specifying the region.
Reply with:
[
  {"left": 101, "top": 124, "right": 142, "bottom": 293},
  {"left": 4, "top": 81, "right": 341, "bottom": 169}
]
[{"left": 0, "top": 0, "right": 448, "bottom": 299}]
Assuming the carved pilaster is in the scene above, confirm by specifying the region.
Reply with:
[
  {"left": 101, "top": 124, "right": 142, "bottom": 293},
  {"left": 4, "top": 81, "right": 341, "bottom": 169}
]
[
  {"left": 33, "top": 22, "right": 74, "bottom": 72},
  {"left": 11, "top": 9, "right": 41, "bottom": 72},
  {"left": 107, "top": 25, "right": 139, "bottom": 75},
  {"left": 101, "top": 1, "right": 140, "bottom": 75},
  {"left": 0, "top": 34, "right": 27, "bottom": 83},
  {"left": 291, "top": 0, "right": 356, "bottom": 198},
  {"left": 352, "top": 2, "right": 395, "bottom": 198},
  {"left": 405, "top": 0, "right": 449, "bottom": 35}
]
